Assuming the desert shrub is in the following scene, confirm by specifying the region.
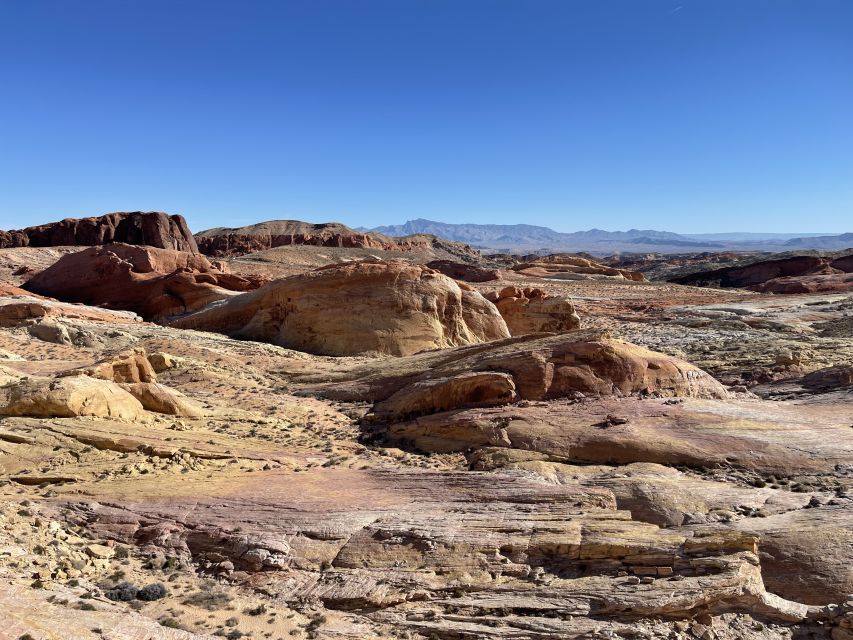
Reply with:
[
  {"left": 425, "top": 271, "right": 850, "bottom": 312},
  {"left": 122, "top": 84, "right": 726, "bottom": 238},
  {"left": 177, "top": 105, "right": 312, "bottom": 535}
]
[
  {"left": 137, "top": 583, "right": 168, "bottom": 601},
  {"left": 244, "top": 603, "right": 267, "bottom": 616},
  {"left": 183, "top": 587, "right": 232, "bottom": 610},
  {"left": 106, "top": 582, "right": 138, "bottom": 601},
  {"left": 160, "top": 617, "right": 183, "bottom": 629}
]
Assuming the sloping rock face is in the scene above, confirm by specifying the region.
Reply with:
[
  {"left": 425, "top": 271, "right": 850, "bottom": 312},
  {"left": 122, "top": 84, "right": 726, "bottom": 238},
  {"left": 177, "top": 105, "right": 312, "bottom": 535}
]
[
  {"left": 195, "top": 219, "right": 480, "bottom": 259},
  {"left": 0, "top": 211, "right": 199, "bottom": 253},
  {"left": 514, "top": 254, "right": 646, "bottom": 281},
  {"left": 1, "top": 377, "right": 145, "bottom": 420},
  {"left": 56, "top": 466, "right": 816, "bottom": 637},
  {"left": 171, "top": 260, "right": 510, "bottom": 356},
  {"left": 671, "top": 253, "right": 853, "bottom": 293},
  {"left": 425, "top": 259, "right": 502, "bottom": 282},
  {"left": 313, "top": 331, "right": 728, "bottom": 405},
  {"left": 486, "top": 286, "right": 581, "bottom": 335},
  {"left": 0, "top": 293, "right": 141, "bottom": 327},
  {"left": 23, "top": 244, "right": 262, "bottom": 321},
  {"left": 119, "top": 382, "right": 205, "bottom": 417},
  {"left": 373, "top": 371, "right": 517, "bottom": 420}
]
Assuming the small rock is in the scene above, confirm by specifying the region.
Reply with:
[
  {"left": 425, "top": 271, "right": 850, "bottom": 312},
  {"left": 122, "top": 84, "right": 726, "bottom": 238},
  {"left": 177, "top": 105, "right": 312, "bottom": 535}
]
[{"left": 85, "top": 544, "right": 114, "bottom": 559}]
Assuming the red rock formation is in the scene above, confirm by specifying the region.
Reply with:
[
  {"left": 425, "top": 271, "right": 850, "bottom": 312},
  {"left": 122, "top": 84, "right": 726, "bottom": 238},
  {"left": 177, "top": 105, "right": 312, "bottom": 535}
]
[
  {"left": 171, "top": 260, "right": 510, "bottom": 356},
  {"left": 751, "top": 272, "right": 853, "bottom": 294},
  {"left": 1, "top": 212, "right": 198, "bottom": 253},
  {"left": 22, "top": 244, "right": 262, "bottom": 321},
  {"left": 671, "top": 254, "right": 853, "bottom": 289},
  {"left": 194, "top": 220, "right": 479, "bottom": 259},
  {"left": 666, "top": 252, "right": 853, "bottom": 294},
  {"left": 513, "top": 254, "right": 646, "bottom": 282},
  {"left": 0, "top": 230, "right": 28, "bottom": 248},
  {"left": 485, "top": 286, "right": 581, "bottom": 335},
  {"left": 425, "top": 260, "right": 502, "bottom": 282}
]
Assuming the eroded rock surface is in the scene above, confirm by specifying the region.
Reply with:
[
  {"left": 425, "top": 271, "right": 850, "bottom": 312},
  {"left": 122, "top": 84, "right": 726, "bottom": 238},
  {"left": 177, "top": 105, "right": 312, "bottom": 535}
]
[
  {"left": 486, "top": 285, "right": 581, "bottom": 334},
  {"left": 513, "top": 254, "right": 647, "bottom": 281},
  {"left": 23, "top": 243, "right": 263, "bottom": 321},
  {"left": 425, "top": 259, "right": 502, "bottom": 282},
  {"left": 672, "top": 252, "right": 853, "bottom": 294},
  {"left": 172, "top": 260, "right": 510, "bottom": 356},
  {"left": 1, "top": 376, "right": 145, "bottom": 420},
  {"left": 0, "top": 211, "right": 199, "bottom": 252},
  {"left": 195, "top": 219, "right": 479, "bottom": 261}
]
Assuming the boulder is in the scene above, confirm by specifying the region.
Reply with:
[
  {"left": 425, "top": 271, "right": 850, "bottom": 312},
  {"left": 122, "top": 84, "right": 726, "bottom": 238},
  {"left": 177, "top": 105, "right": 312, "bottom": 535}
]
[
  {"left": 119, "top": 382, "right": 204, "bottom": 417},
  {"left": 373, "top": 372, "right": 517, "bottom": 421},
  {"left": 0, "top": 211, "right": 199, "bottom": 252},
  {"left": 23, "top": 244, "right": 260, "bottom": 321},
  {"left": 147, "top": 352, "right": 178, "bottom": 373},
  {"left": 486, "top": 286, "right": 580, "bottom": 335},
  {"left": 27, "top": 320, "right": 72, "bottom": 345},
  {"left": 801, "top": 364, "right": 853, "bottom": 391},
  {"left": 171, "top": 260, "right": 511, "bottom": 356},
  {"left": 1, "top": 376, "right": 145, "bottom": 420},
  {"left": 65, "top": 348, "right": 158, "bottom": 384}
]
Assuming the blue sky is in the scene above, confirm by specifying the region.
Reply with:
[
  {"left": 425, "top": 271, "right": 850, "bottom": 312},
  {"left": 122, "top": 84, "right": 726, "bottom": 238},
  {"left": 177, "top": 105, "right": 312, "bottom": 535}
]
[{"left": 1, "top": 0, "right": 851, "bottom": 234}]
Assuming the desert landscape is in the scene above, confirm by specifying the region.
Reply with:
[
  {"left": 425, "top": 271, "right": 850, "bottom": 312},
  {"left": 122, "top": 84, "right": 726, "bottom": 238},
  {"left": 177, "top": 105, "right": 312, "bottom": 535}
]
[{"left": 0, "top": 211, "right": 850, "bottom": 640}]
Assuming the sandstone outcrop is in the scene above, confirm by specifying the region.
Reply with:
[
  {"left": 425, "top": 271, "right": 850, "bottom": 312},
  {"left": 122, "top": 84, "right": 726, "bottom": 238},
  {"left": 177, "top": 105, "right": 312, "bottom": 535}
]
[
  {"left": 378, "top": 395, "right": 853, "bottom": 477},
  {"left": 23, "top": 244, "right": 262, "bottom": 321},
  {"left": 752, "top": 271, "right": 853, "bottom": 294},
  {"left": 65, "top": 348, "right": 158, "bottom": 384},
  {"left": 1, "top": 377, "right": 145, "bottom": 420},
  {"left": 671, "top": 252, "right": 853, "bottom": 293},
  {"left": 171, "top": 260, "right": 510, "bottom": 356},
  {"left": 486, "top": 285, "right": 581, "bottom": 334},
  {"left": 0, "top": 292, "right": 140, "bottom": 327},
  {"left": 55, "top": 465, "right": 818, "bottom": 636},
  {"left": 372, "top": 371, "right": 517, "bottom": 420},
  {"left": 119, "top": 382, "right": 204, "bottom": 417},
  {"left": 424, "top": 259, "right": 502, "bottom": 282},
  {"left": 0, "top": 211, "right": 199, "bottom": 252},
  {"left": 514, "top": 254, "right": 646, "bottom": 281},
  {"left": 195, "top": 219, "right": 480, "bottom": 260},
  {"left": 312, "top": 330, "right": 728, "bottom": 406}
]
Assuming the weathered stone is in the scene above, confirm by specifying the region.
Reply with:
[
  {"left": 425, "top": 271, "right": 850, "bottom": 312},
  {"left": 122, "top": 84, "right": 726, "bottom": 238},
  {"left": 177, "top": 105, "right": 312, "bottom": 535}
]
[
  {"left": 171, "top": 260, "right": 510, "bottom": 356},
  {"left": 1, "top": 376, "right": 145, "bottom": 420}
]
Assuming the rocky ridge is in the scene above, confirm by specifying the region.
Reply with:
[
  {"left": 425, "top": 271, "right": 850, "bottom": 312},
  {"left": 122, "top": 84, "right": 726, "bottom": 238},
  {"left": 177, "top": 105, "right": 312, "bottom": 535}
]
[
  {"left": 0, "top": 211, "right": 199, "bottom": 253},
  {"left": 195, "top": 219, "right": 479, "bottom": 261}
]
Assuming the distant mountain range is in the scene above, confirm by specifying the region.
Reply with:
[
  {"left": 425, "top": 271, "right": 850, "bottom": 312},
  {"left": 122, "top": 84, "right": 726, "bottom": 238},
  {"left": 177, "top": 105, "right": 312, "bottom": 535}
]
[{"left": 365, "top": 219, "right": 852, "bottom": 255}]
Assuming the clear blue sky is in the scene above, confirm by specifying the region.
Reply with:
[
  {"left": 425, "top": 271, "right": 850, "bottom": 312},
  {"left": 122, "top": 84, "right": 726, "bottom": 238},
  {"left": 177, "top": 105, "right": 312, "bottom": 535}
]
[{"left": 1, "top": 0, "right": 851, "bottom": 234}]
